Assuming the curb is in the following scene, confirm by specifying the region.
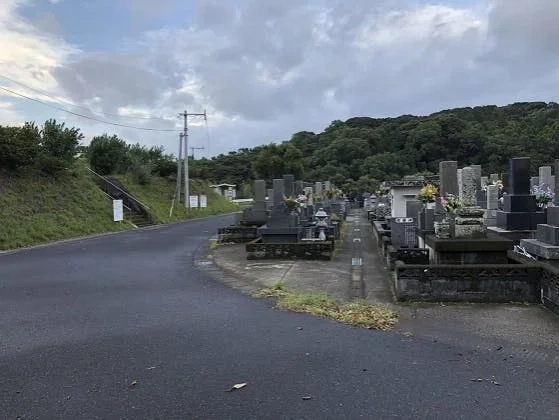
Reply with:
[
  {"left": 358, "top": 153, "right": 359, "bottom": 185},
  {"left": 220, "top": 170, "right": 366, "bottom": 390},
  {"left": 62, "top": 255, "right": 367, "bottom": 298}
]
[{"left": 0, "top": 212, "right": 240, "bottom": 257}]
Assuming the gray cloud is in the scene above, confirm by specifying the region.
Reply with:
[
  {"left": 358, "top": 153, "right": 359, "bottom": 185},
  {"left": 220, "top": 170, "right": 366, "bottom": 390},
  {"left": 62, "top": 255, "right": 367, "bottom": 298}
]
[
  {"left": 53, "top": 53, "right": 185, "bottom": 113},
  {"left": 41, "top": 0, "right": 559, "bottom": 156}
]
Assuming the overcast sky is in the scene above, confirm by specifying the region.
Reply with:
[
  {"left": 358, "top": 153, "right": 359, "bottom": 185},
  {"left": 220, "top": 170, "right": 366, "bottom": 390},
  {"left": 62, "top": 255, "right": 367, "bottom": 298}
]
[{"left": 1, "top": 0, "right": 558, "bottom": 158}]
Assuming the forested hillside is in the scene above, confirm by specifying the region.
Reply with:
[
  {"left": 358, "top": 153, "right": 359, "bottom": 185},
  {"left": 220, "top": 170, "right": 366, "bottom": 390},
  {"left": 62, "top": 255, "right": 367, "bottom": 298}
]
[{"left": 192, "top": 102, "right": 559, "bottom": 197}]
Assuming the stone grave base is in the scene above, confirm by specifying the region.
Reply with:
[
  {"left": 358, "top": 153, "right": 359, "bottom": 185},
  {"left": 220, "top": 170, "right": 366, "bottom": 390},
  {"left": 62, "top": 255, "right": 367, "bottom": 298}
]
[
  {"left": 258, "top": 227, "right": 302, "bottom": 244},
  {"left": 425, "top": 233, "right": 513, "bottom": 264},
  {"left": 394, "top": 261, "right": 541, "bottom": 303},
  {"left": 487, "top": 226, "right": 536, "bottom": 245},
  {"left": 218, "top": 226, "right": 259, "bottom": 243},
  {"left": 520, "top": 239, "right": 559, "bottom": 260},
  {"left": 245, "top": 238, "right": 334, "bottom": 260},
  {"left": 496, "top": 210, "right": 545, "bottom": 230}
]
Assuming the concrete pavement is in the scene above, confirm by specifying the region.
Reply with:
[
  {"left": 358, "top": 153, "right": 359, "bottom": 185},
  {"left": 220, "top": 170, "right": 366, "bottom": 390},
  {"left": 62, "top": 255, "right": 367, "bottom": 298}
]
[{"left": 211, "top": 209, "right": 559, "bottom": 367}]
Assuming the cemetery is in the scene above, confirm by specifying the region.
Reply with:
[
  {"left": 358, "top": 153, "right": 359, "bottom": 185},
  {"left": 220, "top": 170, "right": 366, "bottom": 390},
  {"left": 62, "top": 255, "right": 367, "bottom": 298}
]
[
  {"left": 217, "top": 174, "right": 348, "bottom": 260},
  {"left": 369, "top": 157, "right": 559, "bottom": 315}
]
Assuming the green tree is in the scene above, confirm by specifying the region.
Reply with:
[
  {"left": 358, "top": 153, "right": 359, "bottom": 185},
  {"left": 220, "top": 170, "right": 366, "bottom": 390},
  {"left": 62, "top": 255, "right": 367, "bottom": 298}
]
[
  {"left": 0, "top": 123, "right": 40, "bottom": 170},
  {"left": 39, "top": 119, "right": 83, "bottom": 173},
  {"left": 88, "top": 134, "right": 129, "bottom": 175}
]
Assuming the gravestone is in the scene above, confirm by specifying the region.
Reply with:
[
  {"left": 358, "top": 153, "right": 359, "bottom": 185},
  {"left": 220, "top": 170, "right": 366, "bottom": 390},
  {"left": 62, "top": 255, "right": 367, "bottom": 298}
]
[
  {"left": 266, "top": 188, "right": 274, "bottom": 210},
  {"left": 530, "top": 176, "right": 540, "bottom": 190},
  {"left": 294, "top": 181, "right": 304, "bottom": 196},
  {"left": 476, "top": 190, "right": 487, "bottom": 208},
  {"left": 520, "top": 159, "right": 559, "bottom": 259},
  {"left": 283, "top": 174, "right": 295, "bottom": 198},
  {"left": 390, "top": 217, "right": 418, "bottom": 248},
  {"left": 258, "top": 179, "right": 302, "bottom": 243},
  {"left": 481, "top": 176, "right": 489, "bottom": 189},
  {"left": 539, "top": 166, "right": 553, "bottom": 188},
  {"left": 490, "top": 173, "right": 499, "bottom": 183},
  {"left": 437, "top": 161, "right": 459, "bottom": 221},
  {"left": 324, "top": 181, "right": 331, "bottom": 191},
  {"left": 457, "top": 169, "right": 463, "bottom": 200},
  {"left": 496, "top": 158, "right": 544, "bottom": 230},
  {"left": 471, "top": 165, "right": 482, "bottom": 190},
  {"left": 314, "top": 182, "right": 322, "bottom": 195},
  {"left": 240, "top": 179, "right": 269, "bottom": 226},
  {"left": 454, "top": 166, "right": 486, "bottom": 238},
  {"left": 484, "top": 185, "right": 498, "bottom": 227}
]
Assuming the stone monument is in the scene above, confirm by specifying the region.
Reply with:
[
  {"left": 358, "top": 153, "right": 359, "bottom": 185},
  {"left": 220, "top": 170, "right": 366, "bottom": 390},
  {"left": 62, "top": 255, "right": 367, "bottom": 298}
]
[
  {"left": 496, "top": 157, "right": 544, "bottom": 230},
  {"left": 454, "top": 166, "right": 486, "bottom": 238}
]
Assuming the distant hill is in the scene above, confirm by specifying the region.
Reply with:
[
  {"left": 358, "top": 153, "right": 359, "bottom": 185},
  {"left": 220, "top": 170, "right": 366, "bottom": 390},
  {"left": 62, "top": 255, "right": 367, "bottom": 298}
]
[{"left": 194, "top": 102, "right": 559, "bottom": 197}]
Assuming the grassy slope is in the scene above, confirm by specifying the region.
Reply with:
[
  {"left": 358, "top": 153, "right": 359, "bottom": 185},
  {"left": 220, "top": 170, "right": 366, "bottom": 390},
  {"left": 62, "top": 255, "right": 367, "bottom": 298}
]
[
  {"left": 0, "top": 167, "right": 131, "bottom": 250},
  {"left": 114, "top": 174, "right": 240, "bottom": 223},
  {"left": 0, "top": 166, "right": 239, "bottom": 251}
]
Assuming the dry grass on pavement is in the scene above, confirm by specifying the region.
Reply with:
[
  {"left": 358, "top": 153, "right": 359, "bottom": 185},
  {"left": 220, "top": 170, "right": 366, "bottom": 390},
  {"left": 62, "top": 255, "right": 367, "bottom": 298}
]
[{"left": 253, "top": 283, "right": 398, "bottom": 331}]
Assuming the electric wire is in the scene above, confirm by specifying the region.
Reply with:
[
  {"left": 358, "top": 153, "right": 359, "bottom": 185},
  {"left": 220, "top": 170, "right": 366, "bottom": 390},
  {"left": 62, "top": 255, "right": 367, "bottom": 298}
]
[{"left": 0, "top": 85, "right": 181, "bottom": 132}]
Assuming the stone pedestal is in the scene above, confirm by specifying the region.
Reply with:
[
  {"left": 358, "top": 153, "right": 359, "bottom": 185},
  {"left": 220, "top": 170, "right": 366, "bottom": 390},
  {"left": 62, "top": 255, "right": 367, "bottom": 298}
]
[{"left": 425, "top": 234, "right": 513, "bottom": 264}]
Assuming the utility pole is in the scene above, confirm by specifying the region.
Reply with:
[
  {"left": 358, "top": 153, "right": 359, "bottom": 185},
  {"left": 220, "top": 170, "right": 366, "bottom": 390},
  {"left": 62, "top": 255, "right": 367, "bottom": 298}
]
[
  {"left": 176, "top": 133, "right": 183, "bottom": 204},
  {"left": 179, "top": 109, "right": 207, "bottom": 208},
  {"left": 190, "top": 146, "right": 204, "bottom": 159}
]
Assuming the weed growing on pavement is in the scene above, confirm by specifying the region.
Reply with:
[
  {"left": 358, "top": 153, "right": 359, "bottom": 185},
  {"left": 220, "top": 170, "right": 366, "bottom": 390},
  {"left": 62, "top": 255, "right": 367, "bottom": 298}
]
[{"left": 253, "top": 286, "right": 398, "bottom": 331}]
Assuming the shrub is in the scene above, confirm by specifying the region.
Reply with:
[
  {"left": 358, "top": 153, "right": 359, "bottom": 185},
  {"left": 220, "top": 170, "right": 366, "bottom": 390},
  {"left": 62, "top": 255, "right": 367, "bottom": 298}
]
[
  {"left": 0, "top": 123, "right": 40, "bottom": 170},
  {"left": 88, "top": 134, "right": 129, "bottom": 175},
  {"left": 40, "top": 119, "right": 83, "bottom": 170}
]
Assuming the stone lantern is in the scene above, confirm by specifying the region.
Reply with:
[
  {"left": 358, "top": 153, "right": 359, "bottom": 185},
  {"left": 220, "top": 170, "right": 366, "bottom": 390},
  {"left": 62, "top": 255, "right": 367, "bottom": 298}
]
[{"left": 314, "top": 208, "right": 329, "bottom": 241}]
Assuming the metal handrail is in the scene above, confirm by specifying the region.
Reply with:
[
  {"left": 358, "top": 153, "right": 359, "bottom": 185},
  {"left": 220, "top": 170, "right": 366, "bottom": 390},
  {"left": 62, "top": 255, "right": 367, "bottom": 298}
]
[
  {"left": 97, "top": 188, "right": 133, "bottom": 211},
  {"left": 86, "top": 167, "right": 151, "bottom": 210}
]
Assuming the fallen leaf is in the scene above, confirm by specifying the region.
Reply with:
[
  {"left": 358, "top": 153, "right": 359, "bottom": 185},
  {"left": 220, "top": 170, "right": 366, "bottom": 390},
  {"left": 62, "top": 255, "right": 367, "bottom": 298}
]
[
  {"left": 471, "top": 378, "right": 484, "bottom": 382},
  {"left": 146, "top": 366, "right": 157, "bottom": 370},
  {"left": 130, "top": 380, "right": 138, "bottom": 387},
  {"left": 297, "top": 327, "right": 303, "bottom": 331},
  {"left": 302, "top": 395, "right": 312, "bottom": 400},
  {"left": 228, "top": 382, "right": 247, "bottom": 392},
  {"left": 403, "top": 331, "right": 413, "bottom": 337}
]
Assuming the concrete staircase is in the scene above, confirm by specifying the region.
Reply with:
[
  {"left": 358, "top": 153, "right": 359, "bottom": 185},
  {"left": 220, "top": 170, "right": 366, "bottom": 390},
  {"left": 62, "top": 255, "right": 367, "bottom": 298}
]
[{"left": 87, "top": 167, "right": 156, "bottom": 228}]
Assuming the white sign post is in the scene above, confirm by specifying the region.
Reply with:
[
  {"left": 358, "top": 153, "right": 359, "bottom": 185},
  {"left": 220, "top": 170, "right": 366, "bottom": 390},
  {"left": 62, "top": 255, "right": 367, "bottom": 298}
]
[
  {"left": 199, "top": 195, "right": 207, "bottom": 208},
  {"left": 113, "top": 199, "right": 124, "bottom": 222},
  {"left": 189, "top": 195, "right": 199, "bottom": 209}
]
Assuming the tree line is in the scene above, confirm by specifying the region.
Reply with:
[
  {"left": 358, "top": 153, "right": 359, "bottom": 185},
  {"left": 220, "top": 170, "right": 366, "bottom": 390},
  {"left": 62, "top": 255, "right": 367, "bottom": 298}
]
[
  {"left": 0, "top": 120, "right": 176, "bottom": 186},
  {"left": 190, "top": 102, "right": 559, "bottom": 198}
]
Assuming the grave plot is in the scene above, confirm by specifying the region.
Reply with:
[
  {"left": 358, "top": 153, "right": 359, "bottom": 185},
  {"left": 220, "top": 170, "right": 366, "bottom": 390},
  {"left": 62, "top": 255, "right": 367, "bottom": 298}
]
[{"left": 370, "top": 157, "right": 558, "bottom": 309}]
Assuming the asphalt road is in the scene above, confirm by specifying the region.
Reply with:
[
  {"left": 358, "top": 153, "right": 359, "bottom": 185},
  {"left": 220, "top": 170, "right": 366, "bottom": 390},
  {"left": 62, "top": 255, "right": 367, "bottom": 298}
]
[{"left": 1, "top": 215, "right": 558, "bottom": 419}]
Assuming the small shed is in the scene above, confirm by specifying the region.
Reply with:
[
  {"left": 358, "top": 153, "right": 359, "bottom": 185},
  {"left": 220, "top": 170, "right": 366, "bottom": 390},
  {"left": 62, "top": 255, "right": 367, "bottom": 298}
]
[{"left": 210, "top": 183, "right": 237, "bottom": 200}]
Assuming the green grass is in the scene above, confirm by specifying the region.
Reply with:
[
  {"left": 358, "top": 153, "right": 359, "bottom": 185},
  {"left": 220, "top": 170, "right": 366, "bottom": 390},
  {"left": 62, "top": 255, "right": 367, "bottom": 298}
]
[
  {"left": 253, "top": 284, "right": 398, "bottom": 331},
  {"left": 113, "top": 174, "right": 240, "bottom": 224},
  {"left": 0, "top": 165, "right": 240, "bottom": 251},
  {"left": 0, "top": 167, "right": 131, "bottom": 250}
]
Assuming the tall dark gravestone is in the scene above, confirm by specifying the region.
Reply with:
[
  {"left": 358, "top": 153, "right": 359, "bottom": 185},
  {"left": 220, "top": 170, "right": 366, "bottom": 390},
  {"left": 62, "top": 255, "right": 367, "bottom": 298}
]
[{"left": 496, "top": 158, "right": 544, "bottom": 230}]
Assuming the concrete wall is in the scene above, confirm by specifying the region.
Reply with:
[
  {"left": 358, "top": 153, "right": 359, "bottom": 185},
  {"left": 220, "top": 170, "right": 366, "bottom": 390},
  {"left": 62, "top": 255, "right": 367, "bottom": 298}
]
[
  {"left": 395, "top": 262, "right": 541, "bottom": 303},
  {"left": 390, "top": 186, "right": 422, "bottom": 218}
]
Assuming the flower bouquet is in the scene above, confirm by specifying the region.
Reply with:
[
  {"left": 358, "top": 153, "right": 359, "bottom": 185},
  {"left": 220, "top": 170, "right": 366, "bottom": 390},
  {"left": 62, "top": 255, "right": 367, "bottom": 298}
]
[
  {"left": 440, "top": 193, "right": 461, "bottom": 215},
  {"left": 416, "top": 184, "right": 438, "bottom": 204},
  {"left": 531, "top": 184, "right": 554, "bottom": 208}
]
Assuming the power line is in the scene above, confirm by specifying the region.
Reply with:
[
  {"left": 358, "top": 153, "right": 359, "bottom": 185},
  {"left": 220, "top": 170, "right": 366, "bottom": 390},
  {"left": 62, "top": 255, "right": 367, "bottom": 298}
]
[
  {"left": 0, "top": 73, "right": 175, "bottom": 121},
  {"left": 0, "top": 85, "right": 180, "bottom": 132}
]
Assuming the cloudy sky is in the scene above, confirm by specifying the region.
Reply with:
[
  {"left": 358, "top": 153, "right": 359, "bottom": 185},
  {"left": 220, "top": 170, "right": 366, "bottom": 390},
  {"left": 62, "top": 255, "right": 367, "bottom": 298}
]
[{"left": 0, "top": 0, "right": 557, "bottom": 158}]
